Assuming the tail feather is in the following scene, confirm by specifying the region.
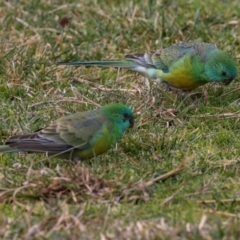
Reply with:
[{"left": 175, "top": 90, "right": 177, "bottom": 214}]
[
  {"left": 57, "top": 60, "right": 136, "bottom": 69},
  {"left": 0, "top": 145, "right": 18, "bottom": 153},
  {"left": 7, "top": 142, "right": 70, "bottom": 153}
]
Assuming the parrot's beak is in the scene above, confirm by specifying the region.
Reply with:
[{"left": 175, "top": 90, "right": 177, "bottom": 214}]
[
  {"left": 129, "top": 116, "right": 134, "bottom": 128},
  {"left": 223, "top": 77, "right": 234, "bottom": 85}
]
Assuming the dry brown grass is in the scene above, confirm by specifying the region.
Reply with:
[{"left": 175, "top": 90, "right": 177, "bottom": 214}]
[{"left": 0, "top": 0, "right": 240, "bottom": 239}]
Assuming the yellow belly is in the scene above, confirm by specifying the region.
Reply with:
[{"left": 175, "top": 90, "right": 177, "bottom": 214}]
[
  {"left": 161, "top": 56, "right": 204, "bottom": 91},
  {"left": 72, "top": 125, "right": 115, "bottom": 160}
]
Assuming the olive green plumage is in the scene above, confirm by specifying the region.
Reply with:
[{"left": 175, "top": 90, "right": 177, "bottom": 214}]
[{"left": 0, "top": 103, "right": 134, "bottom": 160}]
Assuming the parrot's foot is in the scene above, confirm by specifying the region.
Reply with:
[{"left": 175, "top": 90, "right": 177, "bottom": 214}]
[
  {"left": 183, "top": 92, "right": 204, "bottom": 105},
  {"left": 160, "top": 82, "right": 205, "bottom": 105}
]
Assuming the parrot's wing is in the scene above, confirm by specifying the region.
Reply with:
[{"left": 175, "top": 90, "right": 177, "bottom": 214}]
[
  {"left": 125, "top": 42, "right": 217, "bottom": 73},
  {"left": 157, "top": 42, "right": 217, "bottom": 68},
  {"left": 6, "top": 111, "right": 106, "bottom": 153},
  {"left": 42, "top": 111, "right": 106, "bottom": 149}
]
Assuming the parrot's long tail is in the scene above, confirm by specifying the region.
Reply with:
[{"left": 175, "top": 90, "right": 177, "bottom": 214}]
[
  {"left": 0, "top": 145, "right": 18, "bottom": 153},
  {"left": 57, "top": 60, "right": 137, "bottom": 69}
]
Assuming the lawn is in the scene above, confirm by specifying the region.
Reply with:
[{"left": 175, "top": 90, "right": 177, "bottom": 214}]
[{"left": 0, "top": 0, "right": 240, "bottom": 239}]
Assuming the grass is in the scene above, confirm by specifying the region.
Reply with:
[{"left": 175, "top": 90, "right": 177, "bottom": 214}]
[{"left": 0, "top": 0, "right": 240, "bottom": 239}]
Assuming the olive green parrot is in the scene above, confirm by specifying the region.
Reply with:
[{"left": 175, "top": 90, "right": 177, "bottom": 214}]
[{"left": 0, "top": 103, "right": 134, "bottom": 160}]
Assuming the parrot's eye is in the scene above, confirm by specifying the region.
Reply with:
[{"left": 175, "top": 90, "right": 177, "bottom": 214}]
[
  {"left": 222, "top": 70, "right": 227, "bottom": 76},
  {"left": 122, "top": 113, "right": 129, "bottom": 122},
  {"left": 122, "top": 112, "right": 134, "bottom": 127}
]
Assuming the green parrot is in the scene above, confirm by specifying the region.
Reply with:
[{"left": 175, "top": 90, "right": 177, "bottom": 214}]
[
  {"left": 0, "top": 103, "right": 134, "bottom": 160},
  {"left": 58, "top": 42, "right": 238, "bottom": 91}
]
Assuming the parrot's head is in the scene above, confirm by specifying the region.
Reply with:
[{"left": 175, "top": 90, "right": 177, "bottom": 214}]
[
  {"left": 205, "top": 50, "right": 238, "bottom": 85},
  {"left": 101, "top": 103, "right": 134, "bottom": 131}
]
